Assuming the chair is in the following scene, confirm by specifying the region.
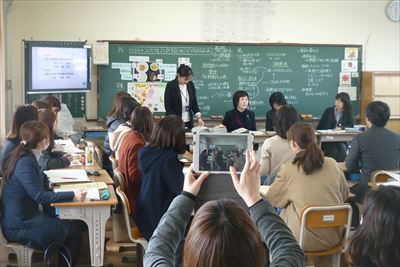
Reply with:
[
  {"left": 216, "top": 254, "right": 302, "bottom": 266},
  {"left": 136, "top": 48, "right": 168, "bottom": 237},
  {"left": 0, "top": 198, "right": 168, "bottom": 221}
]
[
  {"left": 113, "top": 169, "right": 126, "bottom": 191},
  {"left": 299, "top": 204, "right": 352, "bottom": 267},
  {"left": 371, "top": 169, "right": 399, "bottom": 184},
  {"left": 109, "top": 155, "right": 119, "bottom": 172},
  {"left": 93, "top": 144, "right": 103, "bottom": 168},
  {"left": 116, "top": 186, "right": 148, "bottom": 267},
  {"left": 0, "top": 179, "right": 36, "bottom": 267}
]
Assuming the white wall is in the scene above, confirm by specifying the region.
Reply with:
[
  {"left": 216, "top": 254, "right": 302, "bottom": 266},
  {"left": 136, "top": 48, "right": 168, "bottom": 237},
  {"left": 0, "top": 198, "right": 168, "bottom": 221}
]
[{"left": 5, "top": 0, "right": 400, "bottom": 121}]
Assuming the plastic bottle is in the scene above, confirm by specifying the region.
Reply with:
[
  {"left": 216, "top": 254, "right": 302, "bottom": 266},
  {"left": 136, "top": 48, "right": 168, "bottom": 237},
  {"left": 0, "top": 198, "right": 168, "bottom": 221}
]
[{"left": 85, "top": 143, "right": 94, "bottom": 166}]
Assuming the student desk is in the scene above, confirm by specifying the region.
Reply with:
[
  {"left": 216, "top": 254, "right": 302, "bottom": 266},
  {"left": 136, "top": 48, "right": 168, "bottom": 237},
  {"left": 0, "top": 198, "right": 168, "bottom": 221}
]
[
  {"left": 185, "top": 131, "right": 359, "bottom": 148},
  {"left": 51, "top": 163, "right": 115, "bottom": 266},
  {"left": 51, "top": 185, "right": 117, "bottom": 267}
]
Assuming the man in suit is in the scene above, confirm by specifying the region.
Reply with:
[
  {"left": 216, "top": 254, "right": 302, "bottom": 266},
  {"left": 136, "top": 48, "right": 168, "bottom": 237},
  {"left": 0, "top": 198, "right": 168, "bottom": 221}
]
[
  {"left": 346, "top": 101, "right": 400, "bottom": 202},
  {"left": 164, "top": 65, "right": 204, "bottom": 131}
]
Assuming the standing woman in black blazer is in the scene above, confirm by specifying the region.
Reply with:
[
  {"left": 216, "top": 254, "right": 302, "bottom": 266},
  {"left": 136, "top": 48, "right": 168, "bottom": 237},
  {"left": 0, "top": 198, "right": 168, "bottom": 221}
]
[
  {"left": 222, "top": 90, "right": 256, "bottom": 132},
  {"left": 317, "top": 92, "right": 354, "bottom": 161},
  {"left": 164, "top": 65, "right": 204, "bottom": 131}
]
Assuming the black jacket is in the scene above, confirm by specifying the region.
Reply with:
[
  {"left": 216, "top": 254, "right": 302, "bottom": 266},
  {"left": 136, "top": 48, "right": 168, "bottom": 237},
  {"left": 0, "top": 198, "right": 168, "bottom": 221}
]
[
  {"left": 164, "top": 79, "right": 200, "bottom": 124},
  {"left": 317, "top": 106, "right": 354, "bottom": 130},
  {"left": 222, "top": 108, "right": 256, "bottom": 132},
  {"left": 345, "top": 126, "right": 400, "bottom": 182},
  {"left": 265, "top": 109, "right": 276, "bottom": 131}
]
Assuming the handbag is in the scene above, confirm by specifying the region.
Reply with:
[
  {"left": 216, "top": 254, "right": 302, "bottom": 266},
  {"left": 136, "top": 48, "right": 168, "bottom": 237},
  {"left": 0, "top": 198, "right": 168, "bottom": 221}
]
[{"left": 44, "top": 242, "right": 72, "bottom": 267}]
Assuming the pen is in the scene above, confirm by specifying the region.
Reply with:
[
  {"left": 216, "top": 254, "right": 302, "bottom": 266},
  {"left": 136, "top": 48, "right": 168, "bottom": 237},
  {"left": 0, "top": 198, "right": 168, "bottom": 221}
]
[{"left": 61, "top": 177, "right": 78, "bottom": 180}]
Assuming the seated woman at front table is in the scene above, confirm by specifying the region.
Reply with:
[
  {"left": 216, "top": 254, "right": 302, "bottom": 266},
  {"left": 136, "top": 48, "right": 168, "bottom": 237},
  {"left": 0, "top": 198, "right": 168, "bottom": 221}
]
[
  {"left": 144, "top": 151, "right": 305, "bottom": 267},
  {"left": 222, "top": 90, "right": 256, "bottom": 132},
  {"left": 135, "top": 115, "right": 186, "bottom": 240},
  {"left": 317, "top": 92, "right": 354, "bottom": 162},
  {"left": 266, "top": 122, "right": 349, "bottom": 267},
  {"left": 265, "top": 92, "right": 287, "bottom": 131},
  {"left": 0, "top": 105, "right": 38, "bottom": 168},
  {"left": 347, "top": 186, "right": 400, "bottom": 267},
  {"left": 260, "top": 105, "right": 300, "bottom": 185},
  {"left": 0, "top": 121, "right": 87, "bottom": 267},
  {"left": 117, "top": 106, "right": 153, "bottom": 217},
  {"left": 38, "top": 108, "right": 71, "bottom": 170}
]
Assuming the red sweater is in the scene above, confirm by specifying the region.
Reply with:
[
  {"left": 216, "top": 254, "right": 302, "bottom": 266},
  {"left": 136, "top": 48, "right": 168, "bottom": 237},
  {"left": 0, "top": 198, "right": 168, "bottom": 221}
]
[{"left": 117, "top": 131, "right": 145, "bottom": 214}]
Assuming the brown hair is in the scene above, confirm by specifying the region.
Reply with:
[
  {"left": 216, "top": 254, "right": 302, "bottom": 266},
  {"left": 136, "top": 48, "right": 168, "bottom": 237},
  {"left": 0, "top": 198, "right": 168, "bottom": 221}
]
[
  {"left": 275, "top": 105, "right": 300, "bottom": 139},
  {"left": 2, "top": 121, "right": 50, "bottom": 182},
  {"left": 38, "top": 108, "right": 57, "bottom": 152},
  {"left": 7, "top": 105, "right": 39, "bottom": 140},
  {"left": 31, "top": 100, "right": 50, "bottom": 110},
  {"left": 287, "top": 122, "right": 324, "bottom": 175},
  {"left": 130, "top": 106, "right": 153, "bottom": 141},
  {"left": 108, "top": 92, "right": 131, "bottom": 117},
  {"left": 347, "top": 186, "right": 400, "bottom": 267},
  {"left": 148, "top": 115, "right": 186, "bottom": 154},
  {"left": 183, "top": 199, "right": 265, "bottom": 267},
  {"left": 43, "top": 95, "right": 61, "bottom": 113}
]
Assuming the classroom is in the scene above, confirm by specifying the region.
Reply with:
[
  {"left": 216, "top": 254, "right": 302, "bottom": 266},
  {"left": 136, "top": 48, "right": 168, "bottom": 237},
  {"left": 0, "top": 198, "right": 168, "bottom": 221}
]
[{"left": 0, "top": 1, "right": 399, "bottom": 267}]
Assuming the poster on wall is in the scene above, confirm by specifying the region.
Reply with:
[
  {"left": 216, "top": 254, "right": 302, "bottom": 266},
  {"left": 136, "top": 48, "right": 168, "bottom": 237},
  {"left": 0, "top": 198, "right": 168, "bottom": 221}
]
[
  {"left": 344, "top": 47, "right": 358, "bottom": 60},
  {"left": 128, "top": 82, "right": 166, "bottom": 112}
]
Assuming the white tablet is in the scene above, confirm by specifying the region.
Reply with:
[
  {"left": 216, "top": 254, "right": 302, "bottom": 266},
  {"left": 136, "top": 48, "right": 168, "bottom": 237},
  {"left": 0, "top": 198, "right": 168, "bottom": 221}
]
[{"left": 193, "top": 133, "right": 254, "bottom": 174}]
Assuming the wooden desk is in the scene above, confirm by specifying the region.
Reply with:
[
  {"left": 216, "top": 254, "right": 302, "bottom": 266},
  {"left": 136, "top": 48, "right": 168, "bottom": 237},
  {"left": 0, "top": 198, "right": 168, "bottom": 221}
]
[{"left": 51, "top": 185, "right": 118, "bottom": 267}]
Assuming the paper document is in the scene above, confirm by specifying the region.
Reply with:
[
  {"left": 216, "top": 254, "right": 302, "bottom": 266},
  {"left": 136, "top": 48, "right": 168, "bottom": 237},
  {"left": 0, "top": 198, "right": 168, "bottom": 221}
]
[
  {"left": 250, "top": 131, "right": 266, "bottom": 135},
  {"left": 54, "top": 188, "right": 101, "bottom": 200},
  {"left": 45, "top": 169, "right": 90, "bottom": 184},
  {"left": 316, "top": 130, "right": 346, "bottom": 134},
  {"left": 55, "top": 182, "right": 107, "bottom": 191}
]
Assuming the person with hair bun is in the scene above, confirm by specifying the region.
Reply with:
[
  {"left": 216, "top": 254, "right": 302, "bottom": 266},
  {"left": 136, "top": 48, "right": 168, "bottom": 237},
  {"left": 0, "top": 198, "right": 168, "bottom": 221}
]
[
  {"left": 266, "top": 122, "right": 349, "bottom": 267},
  {"left": 1, "top": 121, "right": 86, "bottom": 267},
  {"left": 164, "top": 64, "right": 204, "bottom": 131}
]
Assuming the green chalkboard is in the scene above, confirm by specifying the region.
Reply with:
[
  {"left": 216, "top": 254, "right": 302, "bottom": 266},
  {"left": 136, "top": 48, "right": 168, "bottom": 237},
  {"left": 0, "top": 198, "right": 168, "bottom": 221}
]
[
  {"left": 25, "top": 93, "right": 86, "bottom": 118},
  {"left": 98, "top": 42, "right": 362, "bottom": 119}
]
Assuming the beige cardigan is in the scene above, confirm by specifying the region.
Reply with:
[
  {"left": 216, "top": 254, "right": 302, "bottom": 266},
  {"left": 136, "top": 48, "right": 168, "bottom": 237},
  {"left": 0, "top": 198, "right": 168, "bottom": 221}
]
[
  {"left": 260, "top": 135, "right": 295, "bottom": 177},
  {"left": 266, "top": 157, "right": 349, "bottom": 252}
]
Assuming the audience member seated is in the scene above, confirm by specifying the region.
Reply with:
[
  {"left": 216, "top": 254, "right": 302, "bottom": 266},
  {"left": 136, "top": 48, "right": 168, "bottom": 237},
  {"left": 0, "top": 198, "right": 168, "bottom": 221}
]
[
  {"left": 345, "top": 101, "right": 400, "bottom": 203},
  {"left": 0, "top": 105, "right": 38, "bottom": 168},
  {"left": 117, "top": 106, "right": 153, "bottom": 216},
  {"left": 260, "top": 105, "right": 300, "bottom": 184},
  {"left": 135, "top": 115, "right": 186, "bottom": 240},
  {"left": 222, "top": 90, "right": 256, "bottom": 132},
  {"left": 144, "top": 151, "right": 305, "bottom": 267},
  {"left": 346, "top": 186, "right": 400, "bottom": 267},
  {"left": 265, "top": 92, "right": 287, "bottom": 131},
  {"left": 0, "top": 121, "right": 87, "bottom": 267},
  {"left": 38, "top": 108, "right": 71, "bottom": 170},
  {"left": 266, "top": 122, "right": 349, "bottom": 267},
  {"left": 103, "top": 93, "right": 140, "bottom": 174}
]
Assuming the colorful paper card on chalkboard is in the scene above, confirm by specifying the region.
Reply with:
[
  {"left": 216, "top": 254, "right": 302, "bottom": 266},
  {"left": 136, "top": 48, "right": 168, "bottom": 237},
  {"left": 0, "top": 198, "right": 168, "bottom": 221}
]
[
  {"left": 340, "top": 72, "right": 351, "bottom": 86},
  {"left": 341, "top": 60, "right": 358, "bottom": 72},
  {"left": 344, "top": 47, "right": 358, "bottom": 60},
  {"left": 338, "top": 86, "right": 357, "bottom": 101},
  {"left": 127, "top": 82, "right": 166, "bottom": 112}
]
